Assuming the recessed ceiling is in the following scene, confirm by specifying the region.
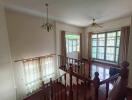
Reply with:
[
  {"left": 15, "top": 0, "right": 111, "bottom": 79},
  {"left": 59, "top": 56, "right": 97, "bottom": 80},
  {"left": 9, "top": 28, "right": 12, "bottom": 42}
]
[{"left": 3, "top": 0, "right": 132, "bottom": 27}]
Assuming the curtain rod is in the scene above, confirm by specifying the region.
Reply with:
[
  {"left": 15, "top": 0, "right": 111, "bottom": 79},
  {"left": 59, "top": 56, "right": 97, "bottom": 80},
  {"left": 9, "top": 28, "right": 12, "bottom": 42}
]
[{"left": 14, "top": 53, "right": 56, "bottom": 62}]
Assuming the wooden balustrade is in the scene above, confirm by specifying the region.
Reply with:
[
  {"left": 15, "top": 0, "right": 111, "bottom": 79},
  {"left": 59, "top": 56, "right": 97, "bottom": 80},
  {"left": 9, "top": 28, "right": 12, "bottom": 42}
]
[
  {"left": 24, "top": 55, "right": 129, "bottom": 100},
  {"left": 58, "top": 55, "right": 91, "bottom": 79}
]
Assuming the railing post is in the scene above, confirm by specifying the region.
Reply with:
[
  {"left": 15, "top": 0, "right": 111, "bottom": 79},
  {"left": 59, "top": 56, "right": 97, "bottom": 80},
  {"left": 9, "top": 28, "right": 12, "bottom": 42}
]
[
  {"left": 88, "top": 58, "right": 91, "bottom": 79},
  {"left": 50, "top": 78, "right": 53, "bottom": 100},
  {"left": 69, "top": 64, "right": 73, "bottom": 100},
  {"left": 93, "top": 72, "right": 100, "bottom": 100},
  {"left": 64, "top": 74, "right": 67, "bottom": 100},
  {"left": 76, "top": 77, "right": 79, "bottom": 100},
  {"left": 105, "top": 81, "right": 109, "bottom": 100}
]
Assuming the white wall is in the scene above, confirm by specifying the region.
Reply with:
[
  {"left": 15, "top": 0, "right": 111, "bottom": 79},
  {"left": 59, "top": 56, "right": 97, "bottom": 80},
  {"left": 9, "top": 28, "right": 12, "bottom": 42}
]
[
  {"left": 6, "top": 9, "right": 56, "bottom": 60},
  {"left": 0, "top": 1, "right": 16, "bottom": 100}
]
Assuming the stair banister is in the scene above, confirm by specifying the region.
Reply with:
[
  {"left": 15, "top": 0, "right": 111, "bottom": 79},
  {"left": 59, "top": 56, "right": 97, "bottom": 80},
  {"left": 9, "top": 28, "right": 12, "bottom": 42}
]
[{"left": 69, "top": 64, "right": 73, "bottom": 100}]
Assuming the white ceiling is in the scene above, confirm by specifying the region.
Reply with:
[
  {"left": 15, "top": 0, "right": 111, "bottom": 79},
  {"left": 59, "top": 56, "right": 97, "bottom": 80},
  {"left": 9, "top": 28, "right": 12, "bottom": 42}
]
[{"left": 3, "top": 0, "right": 132, "bottom": 27}]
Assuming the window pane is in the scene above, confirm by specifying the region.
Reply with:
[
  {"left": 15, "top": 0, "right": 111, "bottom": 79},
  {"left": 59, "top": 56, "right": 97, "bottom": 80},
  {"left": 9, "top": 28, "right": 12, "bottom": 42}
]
[
  {"left": 107, "top": 38, "right": 115, "bottom": 46},
  {"left": 92, "top": 47, "right": 97, "bottom": 58},
  {"left": 117, "top": 31, "right": 121, "bottom": 36},
  {"left": 106, "top": 47, "right": 115, "bottom": 61},
  {"left": 107, "top": 32, "right": 116, "bottom": 37},
  {"left": 92, "top": 39, "right": 97, "bottom": 46},
  {"left": 92, "top": 34, "right": 97, "bottom": 38},
  {"left": 69, "top": 40, "right": 72, "bottom": 46},
  {"left": 98, "top": 34, "right": 105, "bottom": 38},
  {"left": 116, "top": 37, "right": 120, "bottom": 47},
  {"left": 97, "top": 47, "right": 104, "bottom": 59},
  {"left": 116, "top": 48, "right": 119, "bottom": 62},
  {"left": 98, "top": 38, "right": 105, "bottom": 46},
  {"left": 69, "top": 46, "right": 72, "bottom": 52}
]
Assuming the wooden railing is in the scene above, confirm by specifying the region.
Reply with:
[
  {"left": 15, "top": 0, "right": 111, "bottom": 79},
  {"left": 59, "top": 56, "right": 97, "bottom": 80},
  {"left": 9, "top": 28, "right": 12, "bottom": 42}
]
[
  {"left": 24, "top": 73, "right": 67, "bottom": 100},
  {"left": 24, "top": 55, "right": 129, "bottom": 100},
  {"left": 58, "top": 55, "right": 91, "bottom": 79}
]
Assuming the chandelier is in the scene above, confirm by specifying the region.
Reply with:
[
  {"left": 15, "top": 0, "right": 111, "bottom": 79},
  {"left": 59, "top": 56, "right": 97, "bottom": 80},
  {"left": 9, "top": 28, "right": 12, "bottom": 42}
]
[{"left": 41, "top": 3, "right": 54, "bottom": 32}]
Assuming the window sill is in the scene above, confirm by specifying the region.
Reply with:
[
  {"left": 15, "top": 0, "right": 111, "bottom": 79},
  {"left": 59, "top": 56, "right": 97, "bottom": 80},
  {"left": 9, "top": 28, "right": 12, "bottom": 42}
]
[{"left": 92, "top": 59, "right": 120, "bottom": 68}]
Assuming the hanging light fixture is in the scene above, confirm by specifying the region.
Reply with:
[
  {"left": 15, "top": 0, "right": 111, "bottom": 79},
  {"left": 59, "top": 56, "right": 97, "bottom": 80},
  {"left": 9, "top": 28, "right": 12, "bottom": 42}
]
[{"left": 41, "top": 3, "right": 54, "bottom": 32}]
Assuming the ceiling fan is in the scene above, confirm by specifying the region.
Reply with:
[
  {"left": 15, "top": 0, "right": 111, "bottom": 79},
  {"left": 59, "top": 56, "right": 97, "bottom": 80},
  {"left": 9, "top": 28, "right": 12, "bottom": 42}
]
[{"left": 89, "top": 18, "right": 102, "bottom": 28}]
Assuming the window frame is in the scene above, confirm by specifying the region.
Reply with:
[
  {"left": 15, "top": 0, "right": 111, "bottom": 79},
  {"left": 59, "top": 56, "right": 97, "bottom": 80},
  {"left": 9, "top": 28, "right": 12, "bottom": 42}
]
[
  {"left": 91, "top": 30, "right": 121, "bottom": 64},
  {"left": 66, "top": 35, "right": 80, "bottom": 53}
]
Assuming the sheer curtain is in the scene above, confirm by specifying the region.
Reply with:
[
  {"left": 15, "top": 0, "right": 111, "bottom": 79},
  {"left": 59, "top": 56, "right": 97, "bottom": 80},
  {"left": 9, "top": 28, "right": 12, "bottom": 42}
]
[
  {"left": 23, "top": 59, "right": 42, "bottom": 94},
  {"left": 22, "top": 55, "right": 56, "bottom": 94},
  {"left": 40, "top": 56, "right": 55, "bottom": 82}
]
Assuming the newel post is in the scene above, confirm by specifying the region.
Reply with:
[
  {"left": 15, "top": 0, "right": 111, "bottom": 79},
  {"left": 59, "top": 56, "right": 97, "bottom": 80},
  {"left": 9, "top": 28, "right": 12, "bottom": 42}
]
[
  {"left": 93, "top": 72, "right": 100, "bottom": 100},
  {"left": 69, "top": 64, "right": 73, "bottom": 100}
]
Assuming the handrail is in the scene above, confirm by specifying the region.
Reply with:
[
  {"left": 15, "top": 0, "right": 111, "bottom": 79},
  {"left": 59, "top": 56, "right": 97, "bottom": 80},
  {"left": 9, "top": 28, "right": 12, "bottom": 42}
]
[
  {"left": 23, "top": 72, "right": 66, "bottom": 100},
  {"left": 14, "top": 53, "right": 56, "bottom": 62},
  {"left": 100, "top": 73, "right": 120, "bottom": 85},
  {"left": 58, "top": 55, "right": 89, "bottom": 62}
]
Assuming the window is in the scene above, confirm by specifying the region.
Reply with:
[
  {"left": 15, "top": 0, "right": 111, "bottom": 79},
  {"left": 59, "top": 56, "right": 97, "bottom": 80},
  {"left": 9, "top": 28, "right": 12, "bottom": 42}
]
[
  {"left": 23, "top": 55, "right": 55, "bottom": 94},
  {"left": 65, "top": 34, "right": 80, "bottom": 53},
  {"left": 91, "top": 30, "right": 121, "bottom": 63},
  {"left": 23, "top": 59, "right": 42, "bottom": 94}
]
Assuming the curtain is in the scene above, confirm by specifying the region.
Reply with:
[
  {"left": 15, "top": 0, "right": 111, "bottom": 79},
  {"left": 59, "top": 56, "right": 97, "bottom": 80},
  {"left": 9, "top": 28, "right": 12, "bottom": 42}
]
[
  {"left": 119, "top": 26, "right": 130, "bottom": 63},
  {"left": 22, "top": 55, "right": 56, "bottom": 94},
  {"left": 23, "top": 59, "right": 42, "bottom": 94},
  {"left": 61, "top": 30, "right": 66, "bottom": 65},
  {"left": 40, "top": 56, "right": 55, "bottom": 82},
  {"left": 79, "top": 33, "right": 83, "bottom": 59},
  {"left": 88, "top": 32, "right": 93, "bottom": 60},
  {"left": 61, "top": 30, "right": 66, "bottom": 56}
]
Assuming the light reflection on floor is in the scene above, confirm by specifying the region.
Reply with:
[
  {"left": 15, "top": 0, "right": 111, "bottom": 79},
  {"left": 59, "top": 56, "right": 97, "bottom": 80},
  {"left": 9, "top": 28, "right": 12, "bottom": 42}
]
[{"left": 91, "top": 64, "right": 110, "bottom": 81}]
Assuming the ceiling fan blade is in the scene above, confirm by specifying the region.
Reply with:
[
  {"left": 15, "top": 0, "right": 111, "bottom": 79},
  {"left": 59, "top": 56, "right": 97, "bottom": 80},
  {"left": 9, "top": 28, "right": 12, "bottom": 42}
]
[{"left": 95, "top": 23, "right": 103, "bottom": 28}]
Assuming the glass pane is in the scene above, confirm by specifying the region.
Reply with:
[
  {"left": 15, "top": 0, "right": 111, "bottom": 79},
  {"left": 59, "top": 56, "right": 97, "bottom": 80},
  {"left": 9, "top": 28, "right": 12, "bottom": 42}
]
[
  {"left": 98, "top": 38, "right": 105, "bottom": 46},
  {"left": 69, "top": 40, "right": 72, "bottom": 46},
  {"left": 73, "top": 46, "right": 76, "bottom": 51},
  {"left": 92, "top": 47, "right": 97, "bottom": 53},
  {"left": 92, "top": 47, "right": 97, "bottom": 58},
  {"left": 92, "top": 52, "right": 96, "bottom": 58},
  {"left": 73, "top": 40, "right": 76, "bottom": 46},
  {"left": 116, "top": 48, "right": 119, "bottom": 62},
  {"left": 69, "top": 46, "right": 72, "bottom": 52},
  {"left": 98, "top": 34, "right": 105, "bottom": 38},
  {"left": 106, "top": 47, "right": 114, "bottom": 54},
  {"left": 77, "top": 46, "right": 79, "bottom": 51},
  {"left": 92, "top": 39, "right": 97, "bottom": 46},
  {"left": 106, "top": 47, "right": 115, "bottom": 61},
  {"left": 107, "top": 32, "right": 116, "bottom": 37},
  {"left": 107, "top": 39, "right": 115, "bottom": 46},
  {"left": 117, "top": 31, "right": 121, "bottom": 36},
  {"left": 97, "top": 47, "right": 104, "bottom": 59},
  {"left": 116, "top": 37, "right": 120, "bottom": 46},
  {"left": 92, "top": 34, "right": 97, "bottom": 38}
]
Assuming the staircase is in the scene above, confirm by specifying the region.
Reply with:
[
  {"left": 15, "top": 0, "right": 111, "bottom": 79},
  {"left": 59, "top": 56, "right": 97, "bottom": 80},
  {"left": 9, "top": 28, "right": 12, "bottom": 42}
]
[{"left": 24, "top": 55, "right": 129, "bottom": 100}]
